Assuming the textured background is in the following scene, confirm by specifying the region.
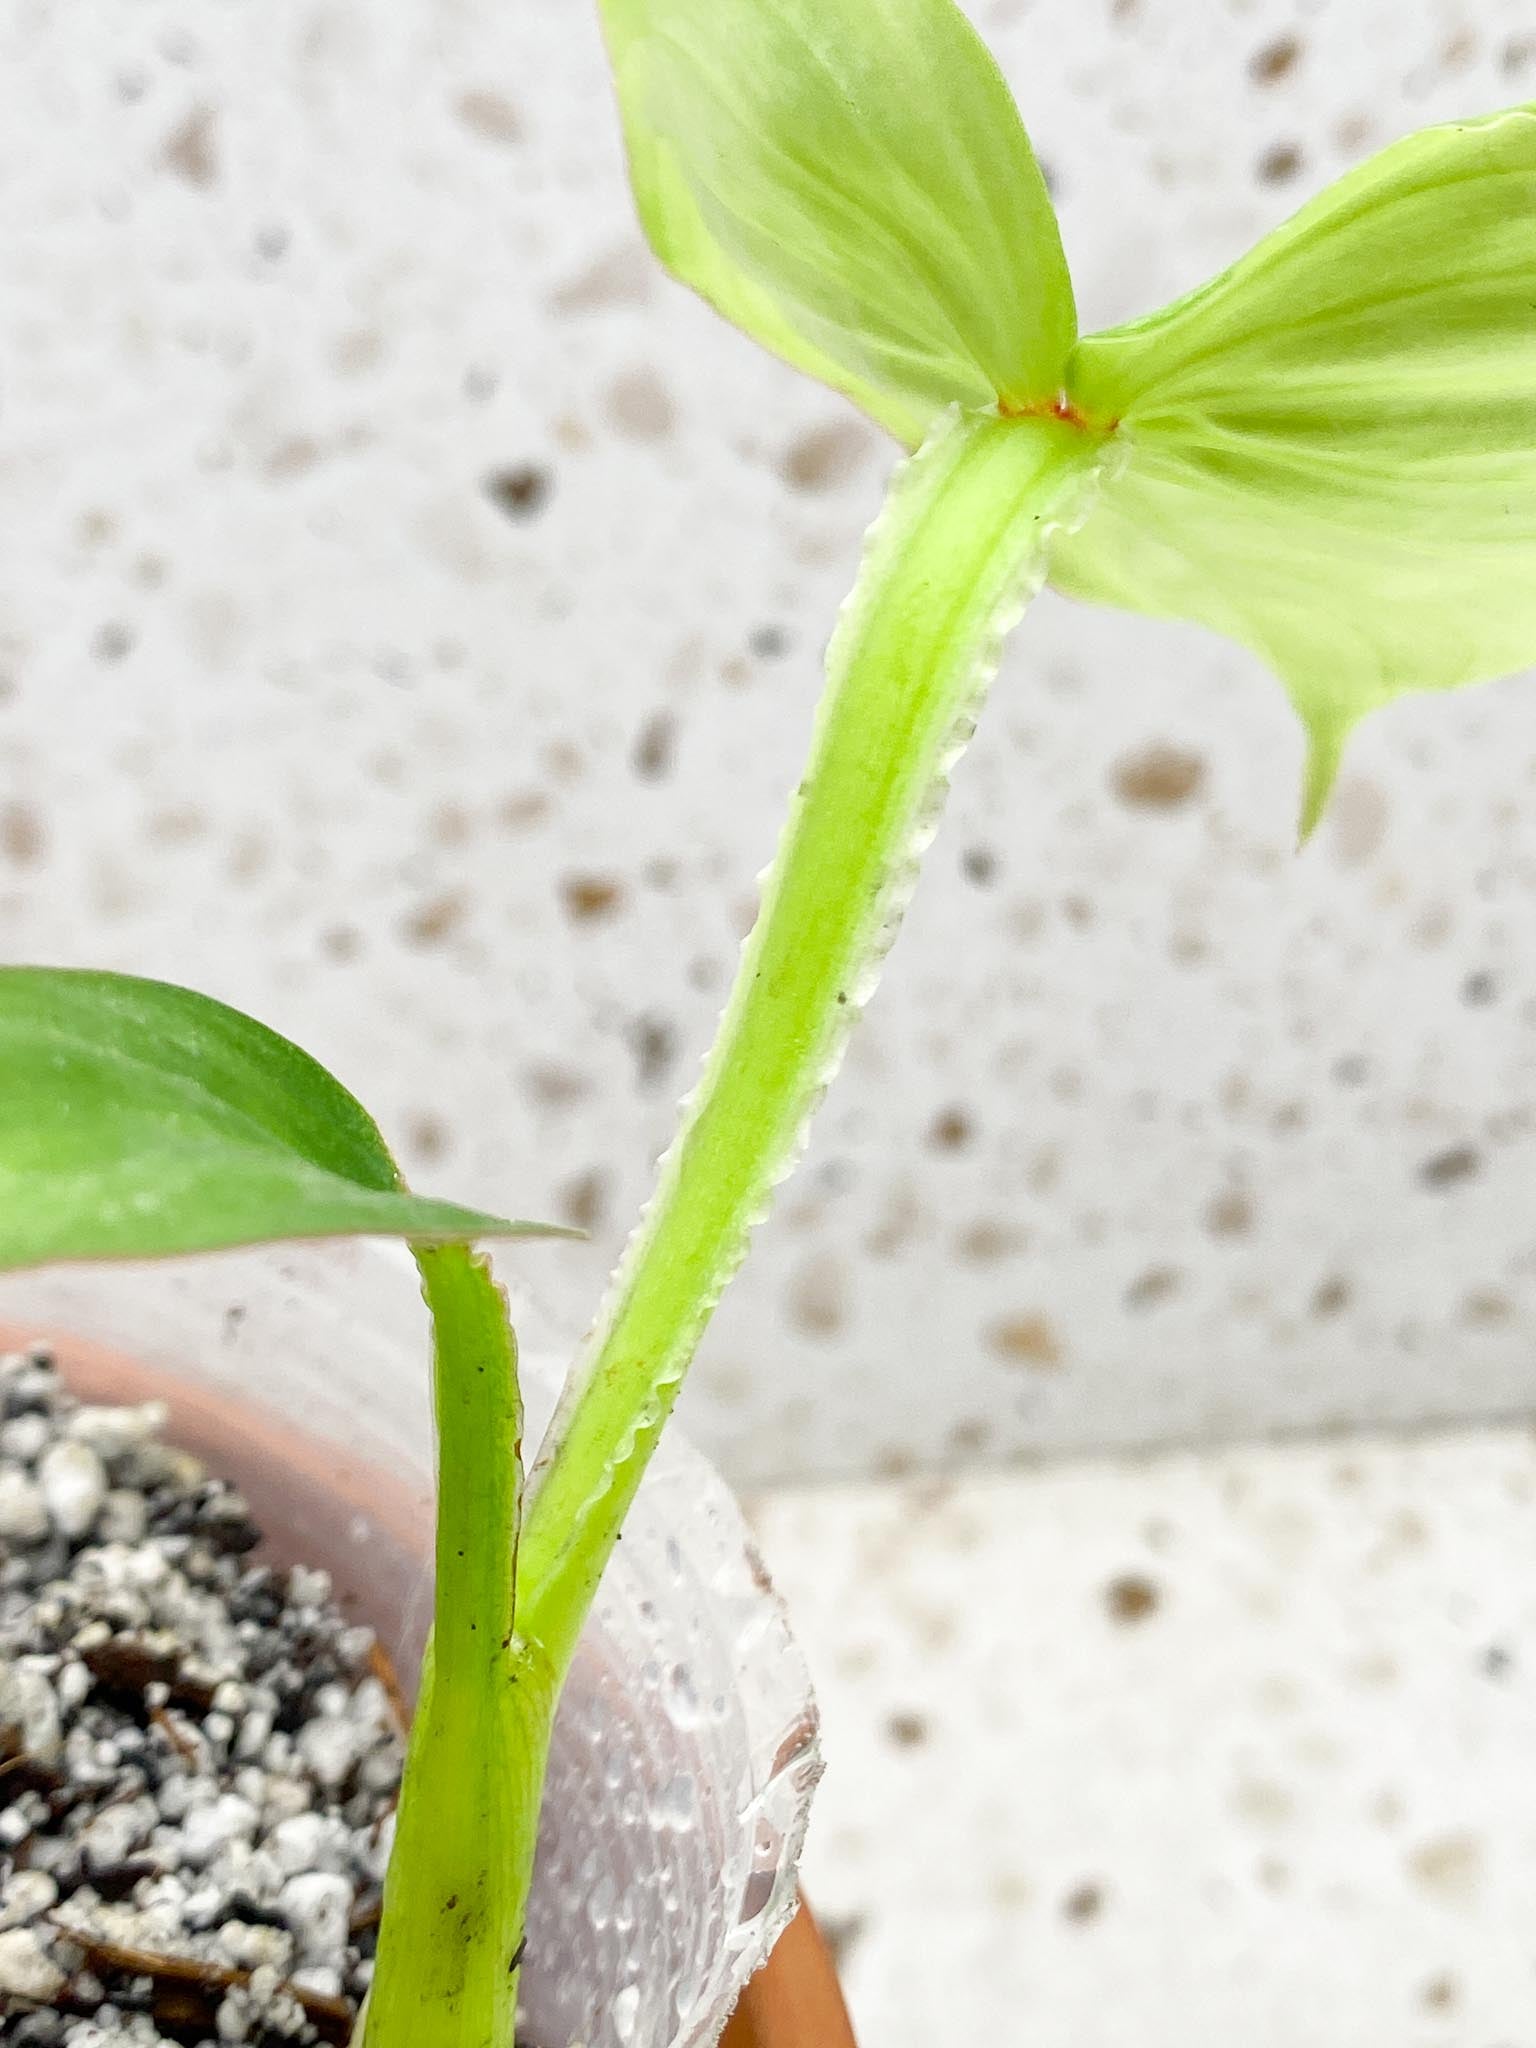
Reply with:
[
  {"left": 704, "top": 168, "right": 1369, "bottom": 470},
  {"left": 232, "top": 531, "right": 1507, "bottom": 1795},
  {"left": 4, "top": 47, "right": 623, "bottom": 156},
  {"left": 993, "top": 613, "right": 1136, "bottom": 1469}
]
[{"left": 3, "top": 0, "right": 1536, "bottom": 1485}]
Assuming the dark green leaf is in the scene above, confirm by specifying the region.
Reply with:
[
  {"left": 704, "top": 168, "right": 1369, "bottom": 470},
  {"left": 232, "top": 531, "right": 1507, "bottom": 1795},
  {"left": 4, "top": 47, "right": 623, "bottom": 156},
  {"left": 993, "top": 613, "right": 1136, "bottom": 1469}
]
[{"left": 0, "top": 968, "right": 563, "bottom": 1272}]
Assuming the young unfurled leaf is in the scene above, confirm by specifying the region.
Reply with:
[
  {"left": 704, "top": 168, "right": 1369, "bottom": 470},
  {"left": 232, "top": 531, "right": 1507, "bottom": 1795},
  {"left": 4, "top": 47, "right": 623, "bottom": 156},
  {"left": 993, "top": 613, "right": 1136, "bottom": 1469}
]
[
  {"left": 0, "top": 968, "right": 563, "bottom": 1270},
  {"left": 597, "top": 0, "right": 1074, "bottom": 445},
  {"left": 1051, "top": 104, "right": 1536, "bottom": 831}
]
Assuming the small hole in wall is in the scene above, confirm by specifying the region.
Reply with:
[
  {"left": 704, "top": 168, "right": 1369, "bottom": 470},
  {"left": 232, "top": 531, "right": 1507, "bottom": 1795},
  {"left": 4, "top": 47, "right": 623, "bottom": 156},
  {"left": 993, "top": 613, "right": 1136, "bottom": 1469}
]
[
  {"left": 987, "top": 1314, "right": 1062, "bottom": 1371},
  {"left": 147, "top": 806, "right": 208, "bottom": 847},
  {"left": 1418, "top": 1144, "right": 1481, "bottom": 1190},
  {"left": 161, "top": 103, "right": 220, "bottom": 187},
  {"left": 927, "top": 1105, "right": 972, "bottom": 1152},
  {"left": 1204, "top": 1186, "right": 1255, "bottom": 1238},
  {"left": 0, "top": 802, "right": 46, "bottom": 868},
  {"left": 404, "top": 1111, "right": 451, "bottom": 1165},
  {"left": 1257, "top": 141, "right": 1305, "bottom": 185},
  {"left": 1111, "top": 743, "right": 1205, "bottom": 811},
  {"left": 786, "top": 1253, "right": 848, "bottom": 1339},
  {"left": 1406, "top": 1832, "right": 1484, "bottom": 1904},
  {"left": 1249, "top": 33, "right": 1302, "bottom": 84},
  {"left": 499, "top": 790, "right": 551, "bottom": 831},
  {"left": 816, "top": 1156, "right": 856, "bottom": 1197},
  {"left": 1462, "top": 1287, "right": 1512, "bottom": 1326},
  {"left": 93, "top": 622, "right": 136, "bottom": 663},
  {"left": 430, "top": 801, "right": 472, "bottom": 848},
  {"left": 77, "top": 507, "right": 118, "bottom": 547},
  {"left": 604, "top": 365, "right": 676, "bottom": 440},
  {"left": 525, "top": 1063, "right": 590, "bottom": 1109},
  {"left": 748, "top": 624, "right": 790, "bottom": 660},
  {"left": 947, "top": 1416, "right": 994, "bottom": 1455},
  {"left": 632, "top": 710, "right": 678, "bottom": 781},
  {"left": 1329, "top": 777, "right": 1389, "bottom": 864},
  {"left": 484, "top": 464, "right": 552, "bottom": 521},
  {"left": 820, "top": 1914, "right": 868, "bottom": 1972},
  {"left": 1462, "top": 970, "right": 1497, "bottom": 1006},
  {"left": 226, "top": 832, "right": 269, "bottom": 885},
  {"left": 456, "top": 88, "right": 524, "bottom": 147},
  {"left": 557, "top": 1168, "right": 609, "bottom": 1234},
  {"left": 874, "top": 1446, "right": 917, "bottom": 1480},
  {"left": 956, "top": 1219, "right": 1026, "bottom": 1263},
  {"left": 961, "top": 844, "right": 998, "bottom": 886},
  {"left": 548, "top": 741, "right": 587, "bottom": 782},
  {"left": 1312, "top": 1274, "right": 1352, "bottom": 1318},
  {"left": 1439, "top": 27, "right": 1478, "bottom": 71},
  {"left": 334, "top": 328, "right": 386, "bottom": 376},
  {"left": 628, "top": 1014, "right": 677, "bottom": 1091},
  {"left": 561, "top": 874, "right": 625, "bottom": 923},
  {"left": 885, "top": 1710, "right": 928, "bottom": 1749},
  {"left": 320, "top": 924, "right": 362, "bottom": 964},
  {"left": 1105, "top": 1575, "right": 1161, "bottom": 1625},
  {"left": 1062, "top": 1882, "right": 1106, "bottom": 1923},
  {"left": 780, "top": 418, "right": 875, "bottom": 493},
  {"left": 399, "top": 891, "right": 467, "bottom": 949},
  {"left": 1125, "top": 1266, "right": 1181, "bottom": 1311},
  {"left": 1420, "top": 1973, "right": 1459, "bottom": 2014}
]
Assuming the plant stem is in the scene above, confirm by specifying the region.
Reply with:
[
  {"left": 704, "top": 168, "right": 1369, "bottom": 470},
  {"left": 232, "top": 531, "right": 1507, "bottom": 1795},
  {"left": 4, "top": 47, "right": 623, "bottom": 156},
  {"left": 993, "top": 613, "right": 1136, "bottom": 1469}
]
[
  {"left": 365, "top": 1244, "right": 555, "bottom": 2048},
  {"left": 519, "top": 406, "right": 1111, "bottom": 1675}
]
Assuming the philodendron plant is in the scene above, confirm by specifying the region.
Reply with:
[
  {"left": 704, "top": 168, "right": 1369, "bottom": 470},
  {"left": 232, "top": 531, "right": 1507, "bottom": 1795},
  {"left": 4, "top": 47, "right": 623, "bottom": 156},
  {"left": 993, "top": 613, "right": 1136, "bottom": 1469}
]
[{"left": 3, "top": 1, "right": 1534, "bottom": 2042}]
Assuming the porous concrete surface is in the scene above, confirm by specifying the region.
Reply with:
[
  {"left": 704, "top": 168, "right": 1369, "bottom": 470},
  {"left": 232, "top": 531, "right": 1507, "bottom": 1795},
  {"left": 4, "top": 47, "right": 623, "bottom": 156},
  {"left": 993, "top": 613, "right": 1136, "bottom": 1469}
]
[
  {"left": 3, "top": 3, "right": 1536, "bottom": 1485},
  {"left": 750, "top": 1423, "right": 1536, "bottom": 2047}
]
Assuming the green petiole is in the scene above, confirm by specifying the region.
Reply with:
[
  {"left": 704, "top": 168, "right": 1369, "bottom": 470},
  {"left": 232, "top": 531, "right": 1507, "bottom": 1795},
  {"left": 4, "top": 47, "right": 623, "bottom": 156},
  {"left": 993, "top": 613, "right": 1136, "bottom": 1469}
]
[
  {"left": 365, "top": 1245, "right": 555, "bottom": 2048},
  {"left": 519, "top": 407, "right": 1113, "bottom": 1675}
]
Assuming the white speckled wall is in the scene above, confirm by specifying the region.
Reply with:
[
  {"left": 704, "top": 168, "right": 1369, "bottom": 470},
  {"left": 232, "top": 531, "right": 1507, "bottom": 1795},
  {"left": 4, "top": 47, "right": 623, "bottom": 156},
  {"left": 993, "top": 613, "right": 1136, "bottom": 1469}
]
[{"left": 3, "top": 1, "right": 1535, "bottom": 1485}]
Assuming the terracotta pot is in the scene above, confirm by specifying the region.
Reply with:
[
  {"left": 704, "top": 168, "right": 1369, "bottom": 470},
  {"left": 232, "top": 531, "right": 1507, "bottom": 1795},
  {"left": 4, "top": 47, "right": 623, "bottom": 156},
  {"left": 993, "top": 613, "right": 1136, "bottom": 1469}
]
[
  {"left": 722, "top": 1905, "right": 857, "bottom": 2048},
  {"left": 2, "top": 1294, "right": 852, "bottom": 2046}
]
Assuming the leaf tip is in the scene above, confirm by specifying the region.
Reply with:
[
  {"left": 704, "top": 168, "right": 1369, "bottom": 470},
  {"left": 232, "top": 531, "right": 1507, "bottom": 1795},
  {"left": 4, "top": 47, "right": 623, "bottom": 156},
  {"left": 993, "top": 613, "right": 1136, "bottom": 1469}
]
[{"left": 1296, "top": 704, "right": 1353, "bottom": 847}]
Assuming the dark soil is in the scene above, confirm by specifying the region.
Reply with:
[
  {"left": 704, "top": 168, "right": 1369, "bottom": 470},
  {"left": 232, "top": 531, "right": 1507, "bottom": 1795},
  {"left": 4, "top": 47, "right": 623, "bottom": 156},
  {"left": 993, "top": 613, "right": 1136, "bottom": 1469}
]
[{"left": 0, "top": 1343, "right": 406, "bottom": 2045}]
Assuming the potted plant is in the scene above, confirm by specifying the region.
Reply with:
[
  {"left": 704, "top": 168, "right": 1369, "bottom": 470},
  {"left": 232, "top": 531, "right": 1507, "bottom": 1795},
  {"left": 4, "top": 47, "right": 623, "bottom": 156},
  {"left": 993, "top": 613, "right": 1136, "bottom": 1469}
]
[{"left": 2, "top": 0, "right": 1534, "bottom": 2041}]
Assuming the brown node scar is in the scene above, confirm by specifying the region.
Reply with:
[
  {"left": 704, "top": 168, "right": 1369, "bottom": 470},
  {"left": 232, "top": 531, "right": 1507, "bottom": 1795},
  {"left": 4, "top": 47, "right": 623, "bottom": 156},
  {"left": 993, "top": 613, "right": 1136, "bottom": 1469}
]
[{"left": 997, "top": 389, "right": 1116, "bottom": 433}]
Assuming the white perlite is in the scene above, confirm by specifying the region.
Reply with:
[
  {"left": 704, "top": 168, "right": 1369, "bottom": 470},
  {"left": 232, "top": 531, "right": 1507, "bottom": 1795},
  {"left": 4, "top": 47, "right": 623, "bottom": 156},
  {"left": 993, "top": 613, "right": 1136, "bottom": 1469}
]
[
  {"left": 0, "top": 1924, "right": 68, "bottom": 2002},
  {"left": 36, "top": 1439, "right": 108, "bottom": 1540},
  {"left": 0, "top": 1345, "right": 406, "bottom": 2044},
  {"left": 0, "top": 1467, "right": 49, "bottom": 1544}
]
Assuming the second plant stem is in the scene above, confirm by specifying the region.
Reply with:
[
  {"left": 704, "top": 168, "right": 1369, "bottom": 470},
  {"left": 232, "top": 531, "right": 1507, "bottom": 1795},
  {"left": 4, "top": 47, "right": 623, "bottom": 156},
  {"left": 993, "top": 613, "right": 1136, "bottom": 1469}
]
[
  {"left": 365, "top": 1244, "right": 555, "bottom": 2048},
  {"left": 519, "top": 404, "right": 1113, "bottom": 1675}
]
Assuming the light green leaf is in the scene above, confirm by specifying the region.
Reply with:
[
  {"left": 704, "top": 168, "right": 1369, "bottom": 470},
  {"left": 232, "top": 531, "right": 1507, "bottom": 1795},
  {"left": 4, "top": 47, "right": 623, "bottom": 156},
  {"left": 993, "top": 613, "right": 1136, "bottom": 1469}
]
[
  {"left": 597, "top": 0, "right": 1074, "bottom": 446},
  {"left": 0, "top": 967, "right": 565, "bottom": 1271},
  {"left": 1051, "top": 103, "right": 1536, "bottom": 832}
]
